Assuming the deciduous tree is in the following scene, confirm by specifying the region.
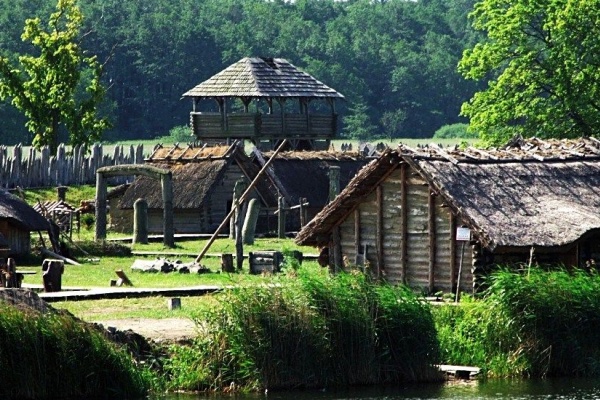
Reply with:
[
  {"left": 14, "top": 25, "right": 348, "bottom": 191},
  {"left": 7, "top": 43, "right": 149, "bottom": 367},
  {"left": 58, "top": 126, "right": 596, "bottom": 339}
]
[
  {"left": 459, "top": 0, "right": 600, "bottom": 144},
  {"left": 0, "top": 0, "right": 109, "bottom": 153}
]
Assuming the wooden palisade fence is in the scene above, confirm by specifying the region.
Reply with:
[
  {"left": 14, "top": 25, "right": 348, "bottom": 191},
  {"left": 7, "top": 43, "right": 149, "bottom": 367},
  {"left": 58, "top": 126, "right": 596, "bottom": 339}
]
[{"left": 0, "top": 143, "right": 145, "bottom": 188}]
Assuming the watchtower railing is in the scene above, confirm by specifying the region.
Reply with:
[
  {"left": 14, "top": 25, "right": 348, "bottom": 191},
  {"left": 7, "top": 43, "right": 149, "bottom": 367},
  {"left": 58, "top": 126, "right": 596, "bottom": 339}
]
[{"left": 190, "top": 112, "right": 337, "bottom": 140}]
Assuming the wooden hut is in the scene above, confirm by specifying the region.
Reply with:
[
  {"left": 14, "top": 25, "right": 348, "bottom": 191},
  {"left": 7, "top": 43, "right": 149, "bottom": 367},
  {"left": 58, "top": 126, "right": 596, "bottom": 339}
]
[
  {"left": 116, "top": 143, "right": 278, "bottom": 234},
  {"left": 253, "top": 149, "right": 370, "bottom": 232},
  {"left": 0, "top": 190, "right": 49, "bottom": 257},
  {"left": 295, "top": 137, "right": 600, "bottom": 295},
  {"left": 182, "top": 57, "right": 344, "bottom": 151}
]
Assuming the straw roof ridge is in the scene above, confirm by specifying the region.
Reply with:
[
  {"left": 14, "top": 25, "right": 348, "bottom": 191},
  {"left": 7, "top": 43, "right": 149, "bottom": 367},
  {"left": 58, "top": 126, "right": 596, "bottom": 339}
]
[{"left": 0, "top": 190, "right": 49, "bottom": 231}]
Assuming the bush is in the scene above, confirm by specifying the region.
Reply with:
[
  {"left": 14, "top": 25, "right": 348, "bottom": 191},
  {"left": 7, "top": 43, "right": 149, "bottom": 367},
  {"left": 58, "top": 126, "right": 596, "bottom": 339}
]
[{"left": 433, "top": 123, "right": 478, "bottom": 139}]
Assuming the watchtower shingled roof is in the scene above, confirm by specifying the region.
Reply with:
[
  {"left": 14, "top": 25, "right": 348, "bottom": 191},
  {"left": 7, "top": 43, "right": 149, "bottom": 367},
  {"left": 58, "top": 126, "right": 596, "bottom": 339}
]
[{"left": 182, "top": 57, "right": 344, "bottom": 99}]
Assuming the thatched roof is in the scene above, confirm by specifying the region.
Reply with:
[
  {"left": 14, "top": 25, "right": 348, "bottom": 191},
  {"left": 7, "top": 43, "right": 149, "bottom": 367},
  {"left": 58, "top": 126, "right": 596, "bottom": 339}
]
[
  {"left": 253, "top": 150, "right": 369, "bottom": 208},
  {"left": 120, "top": 145, "right": 278, "bottom": 209},
  {"left": 0, "top": 190, "right": 49, "bottom": 231},
  {"left": 182, "top": 57, "right": 344, "bottom": 99},
  {"left": 296, "top": 137, "right": 600, "bottom": 250}
]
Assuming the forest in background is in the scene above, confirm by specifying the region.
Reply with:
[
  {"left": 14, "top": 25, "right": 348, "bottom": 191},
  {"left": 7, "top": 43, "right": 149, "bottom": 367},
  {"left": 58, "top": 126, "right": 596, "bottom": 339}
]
[{"left": 0, "top": 0, "right": 482, "bottom": 145}]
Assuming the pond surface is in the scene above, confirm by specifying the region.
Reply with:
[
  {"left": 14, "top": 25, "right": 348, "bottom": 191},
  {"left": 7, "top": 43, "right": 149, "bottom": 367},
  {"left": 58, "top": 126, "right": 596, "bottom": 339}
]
[{"left": 151, "top": 378, "right": 600, "bottom": 400}]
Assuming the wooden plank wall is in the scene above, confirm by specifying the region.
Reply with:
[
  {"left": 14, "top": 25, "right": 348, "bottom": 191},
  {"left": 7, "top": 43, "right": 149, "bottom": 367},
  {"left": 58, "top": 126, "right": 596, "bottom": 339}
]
[
  {"left": 0, "top": 143, "right": 144, "bottom": 189},
  {"left": 337, "top": 164, "right": 474, "bottom": 295},
  {"left": 0, "top": 221, "right": 30, "bottom": 256}
]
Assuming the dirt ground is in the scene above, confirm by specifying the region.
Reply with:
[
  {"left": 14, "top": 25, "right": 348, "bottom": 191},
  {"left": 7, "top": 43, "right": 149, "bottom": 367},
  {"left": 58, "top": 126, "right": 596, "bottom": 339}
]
[{"left": 94, "top": 317, "right": 198, "bottom": 343}]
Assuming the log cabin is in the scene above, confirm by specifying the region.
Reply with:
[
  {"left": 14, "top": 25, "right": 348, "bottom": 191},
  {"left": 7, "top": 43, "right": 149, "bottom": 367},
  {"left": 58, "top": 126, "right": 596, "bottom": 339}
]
[
  {"left": 295, "top": 137, "right": 600, "bottom": 295},
  {"left": 0, "top": 189, "right": 50, "bottom": 257}
]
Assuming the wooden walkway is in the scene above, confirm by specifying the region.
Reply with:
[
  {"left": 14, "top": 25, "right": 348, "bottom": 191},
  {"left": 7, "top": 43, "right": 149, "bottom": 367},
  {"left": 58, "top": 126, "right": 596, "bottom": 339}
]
[
  {"left": 437, "top": 364, "right": 480, "bottom": 379},
  {"left": 31, "top": 285, "right": 222, "bottom": 302}
]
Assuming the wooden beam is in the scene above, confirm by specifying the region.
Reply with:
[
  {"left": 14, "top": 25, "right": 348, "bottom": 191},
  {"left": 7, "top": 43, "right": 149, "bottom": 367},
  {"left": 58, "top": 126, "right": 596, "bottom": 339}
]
[
  {"left": 400, "top": 163, "right": 408, "bottom": 284},
  {"left": 428, "top": 190, "right": 436, "bottom": 294},
  {"left": 195, "top": 139, "right": 289, "bottom": 263},
  {"left": 376, "top": 185, "right": 384, "bottom": 279},
  {"left": 354, "top": 209, "right": 360, "bottom": 266},
  {"left": 331, "top": 227, "right": 342, "bottom": 273},
  {"left": 450, "top": 214, "right": 457, "bottom": 292}
]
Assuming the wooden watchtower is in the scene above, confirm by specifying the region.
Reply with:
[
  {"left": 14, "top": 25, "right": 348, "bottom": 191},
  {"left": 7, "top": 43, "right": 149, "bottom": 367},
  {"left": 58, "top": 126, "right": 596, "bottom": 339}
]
[{"left": 182, "top": 57, "right": 344, "bottom": 151}]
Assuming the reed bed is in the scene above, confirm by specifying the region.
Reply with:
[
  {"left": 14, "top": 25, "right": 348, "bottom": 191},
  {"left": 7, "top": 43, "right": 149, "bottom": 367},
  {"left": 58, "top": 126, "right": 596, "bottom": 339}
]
[
  {"left": 0, "top": 301, "right": 149, "bottom": 399},
  {"left": 164, "top": 264, "right": 440, "bottom": 392},
  {"left": 434, "top": 267, "right": 600, "bottom": 378}
]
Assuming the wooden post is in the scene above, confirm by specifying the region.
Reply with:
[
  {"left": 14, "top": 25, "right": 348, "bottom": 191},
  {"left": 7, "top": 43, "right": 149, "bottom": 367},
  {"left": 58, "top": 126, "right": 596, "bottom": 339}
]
[
  {"left": 242, "top": 198, "right": 260, "bottom": 245},
  {"left": 354, "top": 209, "right": 361, "bottom": 265},
  {"left": 400, "top": 163, "right": 408, "bottom": 284},
  {"left": 328, "top": 165, "right": 340, "bottom": 202},
  {"left": 428, "top": 190, "right": 436, "bottom": 294},
  {"left": 161, "top": 172, "right": 174, "bottom": 248},
  {"left": 456, "top": 241, "right": 466, "bottom": 303},
  {"left": 299, "top": 197, "right": 307, "bottom": 227},
  {"left": 221, "top": 254, "right": 235, "bottom": 273},
  {"left": 450, "top": 215, "right": 457, "bottom": 293},
  {"left": 376, "top": 185, "right": 383, "bottom": 279},
  {"left": 95, "top": 172, "right": 107, "bottom": 240},
  {"left": 133, "top": 198, "right": 148, "bottom": 245},
  {"left": 278, "top": 196, "right": 286, "bottom": 239},
  {"left": 331, "top": 226, "right": 342, "bottom": 273}
]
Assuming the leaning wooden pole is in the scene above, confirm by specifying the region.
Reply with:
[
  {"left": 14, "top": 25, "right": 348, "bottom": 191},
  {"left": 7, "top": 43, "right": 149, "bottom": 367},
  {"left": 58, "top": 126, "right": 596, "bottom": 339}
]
[{"left": 194, "top": 139, "right": 289, "bottom": 264}]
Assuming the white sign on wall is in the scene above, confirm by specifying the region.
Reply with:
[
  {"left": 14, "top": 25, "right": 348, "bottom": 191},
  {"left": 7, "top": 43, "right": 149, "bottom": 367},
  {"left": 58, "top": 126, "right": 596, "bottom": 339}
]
[{"left": 456, "top": 227, "right": 471, "bottom": 241}]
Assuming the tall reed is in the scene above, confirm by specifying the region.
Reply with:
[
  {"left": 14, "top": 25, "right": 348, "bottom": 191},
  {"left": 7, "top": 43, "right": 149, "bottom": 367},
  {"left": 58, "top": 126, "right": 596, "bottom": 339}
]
[
  {"left": 0, "top": 302, "right": 149, "bottom": 399},
  {"left": 434, "top": 267, "right": 600, "bottom": 378},
  {"left": 165, "top": 264, "right": 440, "bottom": 392}
]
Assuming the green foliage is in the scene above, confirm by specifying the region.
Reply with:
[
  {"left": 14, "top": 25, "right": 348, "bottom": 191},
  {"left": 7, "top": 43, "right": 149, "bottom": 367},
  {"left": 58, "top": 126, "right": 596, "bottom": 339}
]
[
  {"left": 0, "top": 0, "right": 110, "bottom": 153},
  {"left": 459, "top": 0, "right": 600, "bottom": 144},
  {"left": 0, "top": 302, "right": 149, "bottom": 399},
  {"left": 433, "top": 123, "right": 478, "bottom": 139},
  {"left": 157, "top": 125, "right": 194, "bottom": 144},
  {"left": 342, "top": 102, "right": 378, "bottom": 140},
  {"left": 165, "top": 265, "right": 440, "bottom": 391},
  {"left": 434, "top": 267, "right": 600, "bottom": 378}
]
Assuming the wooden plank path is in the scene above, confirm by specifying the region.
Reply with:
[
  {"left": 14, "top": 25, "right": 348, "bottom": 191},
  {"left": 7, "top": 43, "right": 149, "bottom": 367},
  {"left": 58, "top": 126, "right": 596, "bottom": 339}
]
[
  {"left": 437, "top": 364, "right": 480, "bottom": 379},
  {"left": 35, "top": 285, "right": 223, "bottom": 302}
]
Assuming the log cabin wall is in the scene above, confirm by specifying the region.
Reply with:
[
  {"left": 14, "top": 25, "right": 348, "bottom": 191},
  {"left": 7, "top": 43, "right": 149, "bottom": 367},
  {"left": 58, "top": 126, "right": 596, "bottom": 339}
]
[
  {"left": 336, "top": 164, "right": 474, "bottom": 294},
  {"left": 0, "top": 220, "right": 31, "bottom": 256}
]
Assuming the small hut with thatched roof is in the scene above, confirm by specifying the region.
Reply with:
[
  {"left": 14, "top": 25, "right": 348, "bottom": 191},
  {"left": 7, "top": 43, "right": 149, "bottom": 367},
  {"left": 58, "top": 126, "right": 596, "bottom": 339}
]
[
  {"left": 116, "top": 143, "right": 279, "bottom": 234},
  {"left": 296, "top": 137, "right": 600, "bottom": 295},
  {"left": 0, "top": 190, "right": 49, "bottom": 257},
  {"left": 182, "top": 57, "right": 344, "bottom": 151}
]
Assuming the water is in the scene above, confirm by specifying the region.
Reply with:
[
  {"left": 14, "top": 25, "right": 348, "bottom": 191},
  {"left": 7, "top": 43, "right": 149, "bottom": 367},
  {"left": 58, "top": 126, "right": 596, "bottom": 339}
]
[{"left": 151, "top": 378, "right": 600, "bottom": 400}]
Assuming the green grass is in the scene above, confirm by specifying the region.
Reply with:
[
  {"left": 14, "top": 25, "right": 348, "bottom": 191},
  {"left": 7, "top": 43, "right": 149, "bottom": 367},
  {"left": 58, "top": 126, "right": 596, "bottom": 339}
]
[
  {"left": 20, "top": 184, "right": 97, "bottom": 207},
  {"left": 0, "top": 301, "right": 150, "bottom": 399},
  {"left": 20, "top": 237, "right": 314, "bottom": 288}
]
